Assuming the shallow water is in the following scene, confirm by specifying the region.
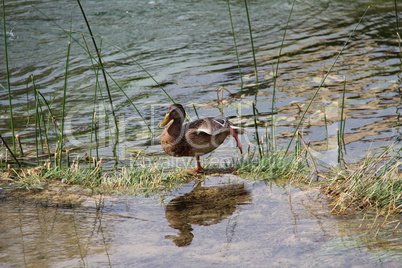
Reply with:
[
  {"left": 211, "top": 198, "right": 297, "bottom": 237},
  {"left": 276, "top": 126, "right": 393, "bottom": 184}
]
[{"left": 1, "top": 175, "right": 401, "bottom": 267}]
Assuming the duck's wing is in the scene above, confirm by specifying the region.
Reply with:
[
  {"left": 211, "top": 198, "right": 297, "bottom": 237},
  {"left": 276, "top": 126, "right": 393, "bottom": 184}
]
[
  {"left": 211, "top": 116, "right": 247, "bottom": 135},
  {"left": 186, "top": 117, "right": 230, "bottom": 136}
]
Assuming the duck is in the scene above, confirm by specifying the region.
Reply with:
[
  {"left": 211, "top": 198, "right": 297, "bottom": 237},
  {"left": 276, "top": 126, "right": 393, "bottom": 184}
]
[{"left": 159, "top": 103, "right": 245, "bottom": 173}]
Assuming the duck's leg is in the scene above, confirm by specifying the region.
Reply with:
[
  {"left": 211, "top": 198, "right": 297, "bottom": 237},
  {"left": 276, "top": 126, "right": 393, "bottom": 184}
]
[
  {"left": 188, "top": 155, "right": 205, "bottom": 174},
  {"left": 195, "top": 155, "right": 205, "bottom": 173},
  {"left": 228, "top": 126, "right": 243, "bottom": 154}
]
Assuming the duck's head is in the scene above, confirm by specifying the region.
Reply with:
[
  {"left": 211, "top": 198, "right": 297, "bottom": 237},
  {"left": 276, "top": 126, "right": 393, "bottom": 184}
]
[{"left": 159, "top": 104, "right": 186, "bottom": 127}]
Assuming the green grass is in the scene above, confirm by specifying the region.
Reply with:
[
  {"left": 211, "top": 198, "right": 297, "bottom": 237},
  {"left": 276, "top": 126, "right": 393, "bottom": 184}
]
[
  {"left": 324, "top": 147, "right": 402, "bottom": 215},
  {"left": 234, "top": 150, "right": 312, "bottom": 181},
  {"left": 1, "top": 158, "right": 198, "bottom": 195}
]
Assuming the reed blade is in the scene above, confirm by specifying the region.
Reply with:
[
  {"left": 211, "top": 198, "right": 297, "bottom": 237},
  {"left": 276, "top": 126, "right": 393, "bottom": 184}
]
[
  {"left": 2, "top": 0, "right": 16, "bottom": 152},
  {"left": 226, "top": 0, "right": 244, "bottom": 88},
  {"left": 77, "top": 0, "right": 119, "bottom": 164},
  {"left": 243, "top": 0, "right": 258, "bottom": 99},
  {"left": 285, "top": 6, "right": 371, "bottom": 154}
]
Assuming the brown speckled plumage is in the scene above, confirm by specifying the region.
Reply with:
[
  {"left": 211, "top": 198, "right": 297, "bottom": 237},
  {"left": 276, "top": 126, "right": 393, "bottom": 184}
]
[{"left": 159, "top": 104, "right": 245, "bottom": 173}]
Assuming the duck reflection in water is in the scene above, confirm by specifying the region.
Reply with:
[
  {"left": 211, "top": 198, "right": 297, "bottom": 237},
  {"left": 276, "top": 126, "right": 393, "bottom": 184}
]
[{"left": 165, "top": 182, "right": 252, "bottom": 247}]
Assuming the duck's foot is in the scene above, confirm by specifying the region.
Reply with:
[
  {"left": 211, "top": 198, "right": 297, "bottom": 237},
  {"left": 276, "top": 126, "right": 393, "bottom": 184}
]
[
  {"left": 187, "top": 168, "right": 205, "bottom": 174},
  {"left": 186, "top": 155, "right": 205, "bottom": 174}
]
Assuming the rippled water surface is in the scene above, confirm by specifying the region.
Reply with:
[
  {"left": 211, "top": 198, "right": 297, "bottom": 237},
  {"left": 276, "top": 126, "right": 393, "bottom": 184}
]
[
  {"left": 0, "top": 0, "right": 400, "bottom": 165},
  {"left": 0, "top": 0, "right": 401, "bottom": 266},
  {"left": 1, "top": 175, "right": 402, "bottom": 267}
]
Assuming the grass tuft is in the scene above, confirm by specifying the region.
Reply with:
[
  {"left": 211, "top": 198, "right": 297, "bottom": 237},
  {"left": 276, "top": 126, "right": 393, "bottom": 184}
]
[
  {"left": 233, "top": 145, "right": 313, "bottom": 182},
  {"left": 1, "top": 157, "right": 197, "bottom": 195},
  {"left": 324, "top": 147, "right": 402, "bottom": 214}
]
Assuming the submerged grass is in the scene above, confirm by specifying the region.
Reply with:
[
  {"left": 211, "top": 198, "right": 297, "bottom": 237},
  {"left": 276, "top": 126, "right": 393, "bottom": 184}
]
[
  {"left": 324, "top": 147, "right": 402, "bottom": 215},
  {"left": 234, "top": 149, "right": 312, "bottom": 181},
  {"left": 1, "top": 157, "right": 197, "bottom": 195}
]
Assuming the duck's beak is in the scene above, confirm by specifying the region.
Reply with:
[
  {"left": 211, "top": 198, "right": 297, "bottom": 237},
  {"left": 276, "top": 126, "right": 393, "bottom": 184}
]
[{"left": 159, "top": 112, "right": 171, "bottom": 127}]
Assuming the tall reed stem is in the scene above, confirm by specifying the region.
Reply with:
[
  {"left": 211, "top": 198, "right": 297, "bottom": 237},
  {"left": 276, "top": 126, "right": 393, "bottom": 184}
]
[
  {"left": 2, "top": 0, "right": 15, "bottom": 152},
  {"left": 35, "top": 90, "right": 53, "bottom": 163},
  {"left": 395, "top": 0, "right": 400, "bottom": 35},
  {"left": 80, "top": 34, "right": 103, "bottom": 163},
  {"left": 193, "top": 104, "right": 200, "bottom": 120},
  {"left": 252, "top": 102, "right": 262, "bottom": 158},
  {"left": 31, "top": 3, "right": 168, "bottom": 136},
  {"left": 77, "top": 0, "right": 120, "bottom": 163},
  {"left": 112, "top": 46, "right": 175, "bottom": 104},
  {"left": 285, "top": 6, "right": 371, "bottom": 154},
  {"left": 339, "top": 77, "right": 347, "bottom": 151},
  {"left": 59, "top": 42, "right": 71, "bottom": 167},
  {"left": 243, "top": 0, "right": 258, "bottom": 98},
  {"left": 226, "top": 0, "right": 243, "bottom": 88},
  {"left": 271, "top": 0, "right": 296, "bottom": 152},
  {"left": 0, "top": 135, "right": 20, "bottom": 166},
  {"left": 32, "top": 76, "right": 41, "bottom": 165}
]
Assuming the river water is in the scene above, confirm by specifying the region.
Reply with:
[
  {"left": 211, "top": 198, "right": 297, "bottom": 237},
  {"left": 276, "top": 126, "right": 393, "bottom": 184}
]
[
  {"left": 1, "top": 175, "right": 402, "bottom": 267},
  {"left": 0, "top": 0, "right": 401, "bottom": 266}
]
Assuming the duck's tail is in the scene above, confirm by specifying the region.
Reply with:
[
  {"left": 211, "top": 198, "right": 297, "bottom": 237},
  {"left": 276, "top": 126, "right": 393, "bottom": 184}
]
[{"left": 230, "top": 125, "right": 247, "bottom": 135}]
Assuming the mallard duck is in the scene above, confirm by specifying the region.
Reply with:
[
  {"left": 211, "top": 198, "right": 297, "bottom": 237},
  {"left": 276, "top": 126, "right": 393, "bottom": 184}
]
[{"left": 159, "top": 104, "right": 245, "bottom": 173}]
